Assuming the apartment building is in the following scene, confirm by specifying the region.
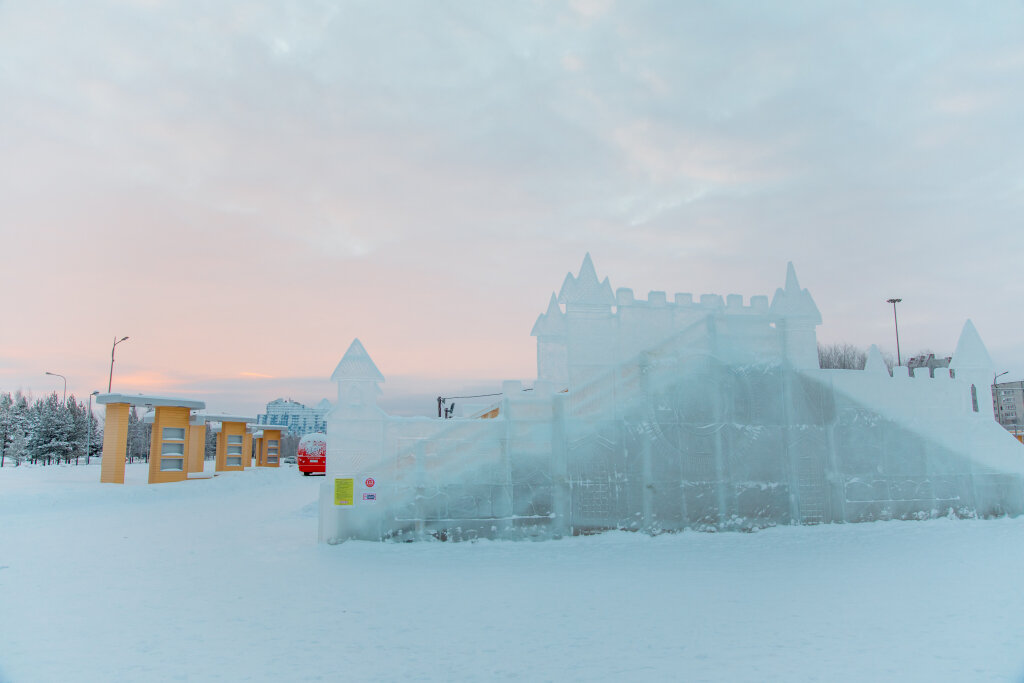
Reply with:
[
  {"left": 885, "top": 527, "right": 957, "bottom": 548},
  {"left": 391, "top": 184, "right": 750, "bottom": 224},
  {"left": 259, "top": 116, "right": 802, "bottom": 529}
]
[
  {"left": 257, "top": 398, "right": 330, "bottom": 435},
  {"left": 993, "top": 380, "right": 1024, "bottom": 434}
]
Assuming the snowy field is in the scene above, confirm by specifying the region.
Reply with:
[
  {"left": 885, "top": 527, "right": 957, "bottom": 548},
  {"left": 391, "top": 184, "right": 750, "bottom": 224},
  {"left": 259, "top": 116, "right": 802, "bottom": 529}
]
[{"left": 2, "top": 464, "right": 1024, "bottom": 682}]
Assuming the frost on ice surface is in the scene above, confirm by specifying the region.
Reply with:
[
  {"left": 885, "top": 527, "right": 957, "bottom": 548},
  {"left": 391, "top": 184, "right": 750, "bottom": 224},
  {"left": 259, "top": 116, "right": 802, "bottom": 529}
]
[{"left": 320, "top": 256, "right": 1024, "bottom": 542}]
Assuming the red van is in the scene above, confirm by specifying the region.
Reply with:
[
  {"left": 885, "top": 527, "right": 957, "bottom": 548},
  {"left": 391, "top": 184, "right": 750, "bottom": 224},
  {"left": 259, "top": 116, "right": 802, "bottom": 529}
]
[{"left": 297, "top": 433, "right": 327, "bottom": 475}]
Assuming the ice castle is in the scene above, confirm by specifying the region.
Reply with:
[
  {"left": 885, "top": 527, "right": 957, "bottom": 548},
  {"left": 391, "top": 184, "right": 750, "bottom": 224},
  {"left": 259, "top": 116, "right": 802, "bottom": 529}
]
[{"left": 319, "top": 256, "right": 1024, "bottom": 542}]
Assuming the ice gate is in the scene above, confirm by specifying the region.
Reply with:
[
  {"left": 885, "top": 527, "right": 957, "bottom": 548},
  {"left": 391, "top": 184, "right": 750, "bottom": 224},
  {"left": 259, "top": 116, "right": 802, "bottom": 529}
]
[{"left": 319, "top": 256, "right": 1024, "bottom": 542}]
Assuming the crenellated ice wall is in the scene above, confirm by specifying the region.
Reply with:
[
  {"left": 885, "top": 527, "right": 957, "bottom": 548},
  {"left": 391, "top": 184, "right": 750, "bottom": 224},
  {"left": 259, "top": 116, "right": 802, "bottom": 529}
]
[{"left": 320, "top": 256, "right": 1024, "bottom": 543}]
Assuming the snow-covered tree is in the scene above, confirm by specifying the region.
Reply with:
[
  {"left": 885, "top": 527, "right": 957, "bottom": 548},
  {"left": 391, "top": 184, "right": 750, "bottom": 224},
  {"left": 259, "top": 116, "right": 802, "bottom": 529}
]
[
  {"left": 29, "top": 393, "right": 75, "bottom": 464},
  {"left": 0, "top": 392, "right": 12, "bottom": 466},
  {"left": 127, "top": 408, "right": 150, "bottom": 463},
  {"left": 7, "top": 426, "right": 28, "bottom": 466}
]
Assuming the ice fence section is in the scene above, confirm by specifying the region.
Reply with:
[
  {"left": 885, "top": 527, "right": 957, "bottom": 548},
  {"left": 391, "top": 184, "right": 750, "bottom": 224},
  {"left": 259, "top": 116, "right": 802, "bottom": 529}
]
[{"left": 320, "top": 257, "right": 1024, "bottom": 542}]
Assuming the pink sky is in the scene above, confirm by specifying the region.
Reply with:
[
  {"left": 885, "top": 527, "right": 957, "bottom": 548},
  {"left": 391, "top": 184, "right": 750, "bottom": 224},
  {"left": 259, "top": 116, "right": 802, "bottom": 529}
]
[{"left": 3, "top": 1, "right": 1023, "bottom": 416}]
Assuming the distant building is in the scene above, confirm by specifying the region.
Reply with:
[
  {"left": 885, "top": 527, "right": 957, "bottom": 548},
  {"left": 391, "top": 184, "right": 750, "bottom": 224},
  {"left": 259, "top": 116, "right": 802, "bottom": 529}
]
[
  {"left": 992, "top": 381, "right": 1024, "bottom": 435},
  {"left": 257, "top": 398, "right": 330, "bottom": 435}
]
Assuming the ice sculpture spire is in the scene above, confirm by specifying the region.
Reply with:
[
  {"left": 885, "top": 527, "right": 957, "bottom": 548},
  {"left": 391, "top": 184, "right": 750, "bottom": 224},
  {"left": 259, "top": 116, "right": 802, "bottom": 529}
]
[
  {"left": 949, "top": 319, "right": 994, "bottom": 372},
  {"left": 769, "top": 262, "right": 822, "bottom": 322},
  {"left": 331, "top": 338, "right": 385, "bottom": 382},
  {"left": 558, "top": 253, "right": 615, "bottom": 309},
  {"left": 331, "top": 338, "right": 384, "bottom": 411},
  {"left": 531, "top": 293, "right": 566, "bottom": 337},
  {"left": 864, "top": 344, "right": 890, "bottom": 376}
]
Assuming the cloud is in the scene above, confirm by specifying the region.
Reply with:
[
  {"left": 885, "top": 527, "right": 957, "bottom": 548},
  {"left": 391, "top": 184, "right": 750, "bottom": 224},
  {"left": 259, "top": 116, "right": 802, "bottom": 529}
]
[{"left": 3, "top": 1, "right": 1024, "bottom": 406}]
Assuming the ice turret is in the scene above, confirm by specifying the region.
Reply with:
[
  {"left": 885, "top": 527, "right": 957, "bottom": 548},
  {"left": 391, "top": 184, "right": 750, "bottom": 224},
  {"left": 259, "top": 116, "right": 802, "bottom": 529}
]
[
  {"left": 558, "top": 253, "right": 615, "bottom": 310},
  {"left": 532, "top": 293, "right": 569, "bottom": 386},
  {"left": 769, "top": 263, "right": 821, "bottom": 368},
  {"left": 949, "top": 320, "right": 996, "bottom": 417},
  {"left": 557, "top": 254, "right": 616, "bottom": 388},
  {"left": 326, "top": 339, "right": 387, "bottom": 482}
]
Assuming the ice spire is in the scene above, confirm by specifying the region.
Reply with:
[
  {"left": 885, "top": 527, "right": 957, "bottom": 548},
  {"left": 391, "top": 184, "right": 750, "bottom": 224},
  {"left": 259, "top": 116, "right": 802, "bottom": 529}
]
[
  {"left": 331, "top": 338, "right": 385, "bottom": 383},
  {"left": 769, "top": 262, "right": 822, "bottom": 323},
  {"left": 949, "top": 319, "right": 994, "bottom": 372},
  {"left": 785, "top": 261, "right": 801, "bottom": 291},
  {"left": 558, "top": 253, "right": 615, "bottom": 308},
  {"left": 531, "top": 293, "right": 567, "bottom": 337}
]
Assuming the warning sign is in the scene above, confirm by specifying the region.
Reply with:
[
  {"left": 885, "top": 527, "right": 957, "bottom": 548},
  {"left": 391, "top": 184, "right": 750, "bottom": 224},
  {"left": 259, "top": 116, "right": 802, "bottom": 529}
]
[
  {"left": 365, "top": 477, "right": 375, "bottom": 488},
  {"left": 334, "top": 478, "right": 354, "bottom": 506},
  {"left": 362, "top": 493, "right": 376, "bottom": 501}
]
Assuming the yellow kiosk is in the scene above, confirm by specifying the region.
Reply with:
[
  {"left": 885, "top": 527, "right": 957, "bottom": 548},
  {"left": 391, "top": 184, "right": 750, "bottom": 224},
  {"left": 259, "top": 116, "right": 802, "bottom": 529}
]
[
  {"left": 205, "top": 415, "right": 256, "bottom": 473},
  {"left": 96, "top": 393, "right": 206, "bottom": 484},
  {"left": 143, "top": 410, "right": 211, "bottom": 479},
  {"left": 253, "top": 424, "right": 287, "bottom": 467}
]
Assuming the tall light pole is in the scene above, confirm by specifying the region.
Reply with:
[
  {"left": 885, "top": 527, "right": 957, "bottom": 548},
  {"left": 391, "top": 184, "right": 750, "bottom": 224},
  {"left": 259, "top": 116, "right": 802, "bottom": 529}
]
[
  {"left": 86, "top": 390, "right": 99, "bottom": 465},
  {"left": 108, "top": 336, "right": 130, "bottom": 393},
  {"left": 886, "top": 298, "right": 902, "bottom": 366},
  {"left": 45, "top": 371, "right": 67, "bottom": 403}
]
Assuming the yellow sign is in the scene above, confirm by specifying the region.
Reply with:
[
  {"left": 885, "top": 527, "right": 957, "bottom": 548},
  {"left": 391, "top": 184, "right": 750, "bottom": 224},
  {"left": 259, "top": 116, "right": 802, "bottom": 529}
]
[{"left": 334, "top": 478, "right": 354, "bottom": 506}]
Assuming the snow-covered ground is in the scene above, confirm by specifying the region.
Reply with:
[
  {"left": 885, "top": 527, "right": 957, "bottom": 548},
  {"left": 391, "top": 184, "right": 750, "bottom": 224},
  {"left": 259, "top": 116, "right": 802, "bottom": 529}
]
[{"left": 2, "top": 463, "right": 1023, "bottom": 682}]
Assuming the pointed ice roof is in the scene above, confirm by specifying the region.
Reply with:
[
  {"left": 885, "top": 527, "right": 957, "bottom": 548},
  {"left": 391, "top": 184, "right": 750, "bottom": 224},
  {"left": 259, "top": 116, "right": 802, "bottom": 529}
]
[
  {"left": 531, "top": 293, "right": 567, "bottom": 337},
  {"left": 558, "top": 253, "right": 615, "bottom": 307},
  {"left": 863, "top": 344, "right": 891, "bottom": 376},
  {"left": 949, "top": 319, "right": 994, "bottom": 372},
  {"left": 769, "top": 262, "right": 822, "bottom": 323},
  {"left": 331, "top": 338, "right": 385, "bottom": 382}
]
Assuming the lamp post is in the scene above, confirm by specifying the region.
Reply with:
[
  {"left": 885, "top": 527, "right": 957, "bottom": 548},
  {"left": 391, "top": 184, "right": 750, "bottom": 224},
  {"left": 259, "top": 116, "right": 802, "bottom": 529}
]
[
  {"left": 108, "top": 336, "right": 130, "bottom": 392},
  {"left": 86, "top": 390, "right": 99, "bottom": 465},
  {"left": 45, "top": 371, "right": 67, "bottom": 403},
  {"left": 886, "top": 298, "right": 902, "bottom": 366},
  {"left": 994, "top": 372, "right": 1009, "bottom": 425}
]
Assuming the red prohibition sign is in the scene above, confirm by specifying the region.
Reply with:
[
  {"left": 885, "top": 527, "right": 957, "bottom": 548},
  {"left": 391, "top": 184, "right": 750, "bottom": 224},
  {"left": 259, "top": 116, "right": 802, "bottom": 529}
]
[{"left": 365, "top": 478, "right": 375, "bottom": 488}]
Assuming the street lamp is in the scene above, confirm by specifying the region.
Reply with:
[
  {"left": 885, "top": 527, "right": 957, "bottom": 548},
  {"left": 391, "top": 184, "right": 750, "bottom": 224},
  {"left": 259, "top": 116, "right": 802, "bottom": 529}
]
[
  {"left": 86, "top": 390, "right": 100, "bottom": 465},
  {"left": 108, "top": 336, "right": 130, "bottom": 393},
  {"left": 886, "top": 298, "right": 903, "bottom": 366},
  {"left": 994, "top": 371, "right": 1009, "bottom": 387},
  {"left": 45, "top": 371, "right": 67, "bottom": 403}
]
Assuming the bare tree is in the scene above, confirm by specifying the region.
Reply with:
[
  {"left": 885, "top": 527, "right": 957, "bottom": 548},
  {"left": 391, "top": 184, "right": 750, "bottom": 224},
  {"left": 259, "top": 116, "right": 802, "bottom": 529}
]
[{"left": 817, "top": 343, "right": 868, "bottom": 370}]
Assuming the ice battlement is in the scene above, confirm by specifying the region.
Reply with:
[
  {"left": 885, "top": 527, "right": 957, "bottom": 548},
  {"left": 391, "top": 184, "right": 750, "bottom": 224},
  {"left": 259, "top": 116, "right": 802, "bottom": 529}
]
[
  {"left": 533, "top": 255, "right": 822, "bottom": 384},
  {"left": 613, "top": 289, "right": 772, "bottom": 314}
]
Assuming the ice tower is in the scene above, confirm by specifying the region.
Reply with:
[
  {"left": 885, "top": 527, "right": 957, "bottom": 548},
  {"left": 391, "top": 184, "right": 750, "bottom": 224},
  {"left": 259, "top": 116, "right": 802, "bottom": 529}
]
[
  {"left": 327, "top": 338, "right": 386, "bottom": 477},
  {"left": 949, "top": 320, "right": 996, "bottom": 417},
  {"left": 320, "top": 257, "right": 1024, "bottom": 543},
  {"left": 769, "top": 263, "right": 822, "bottom": 368}
]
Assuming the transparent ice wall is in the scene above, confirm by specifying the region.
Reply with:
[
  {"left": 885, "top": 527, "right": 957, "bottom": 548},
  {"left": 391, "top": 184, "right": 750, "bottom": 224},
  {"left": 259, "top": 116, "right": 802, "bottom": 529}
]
[{"left": 320, "top": 259, "right": 1024, "bottom": 542}]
